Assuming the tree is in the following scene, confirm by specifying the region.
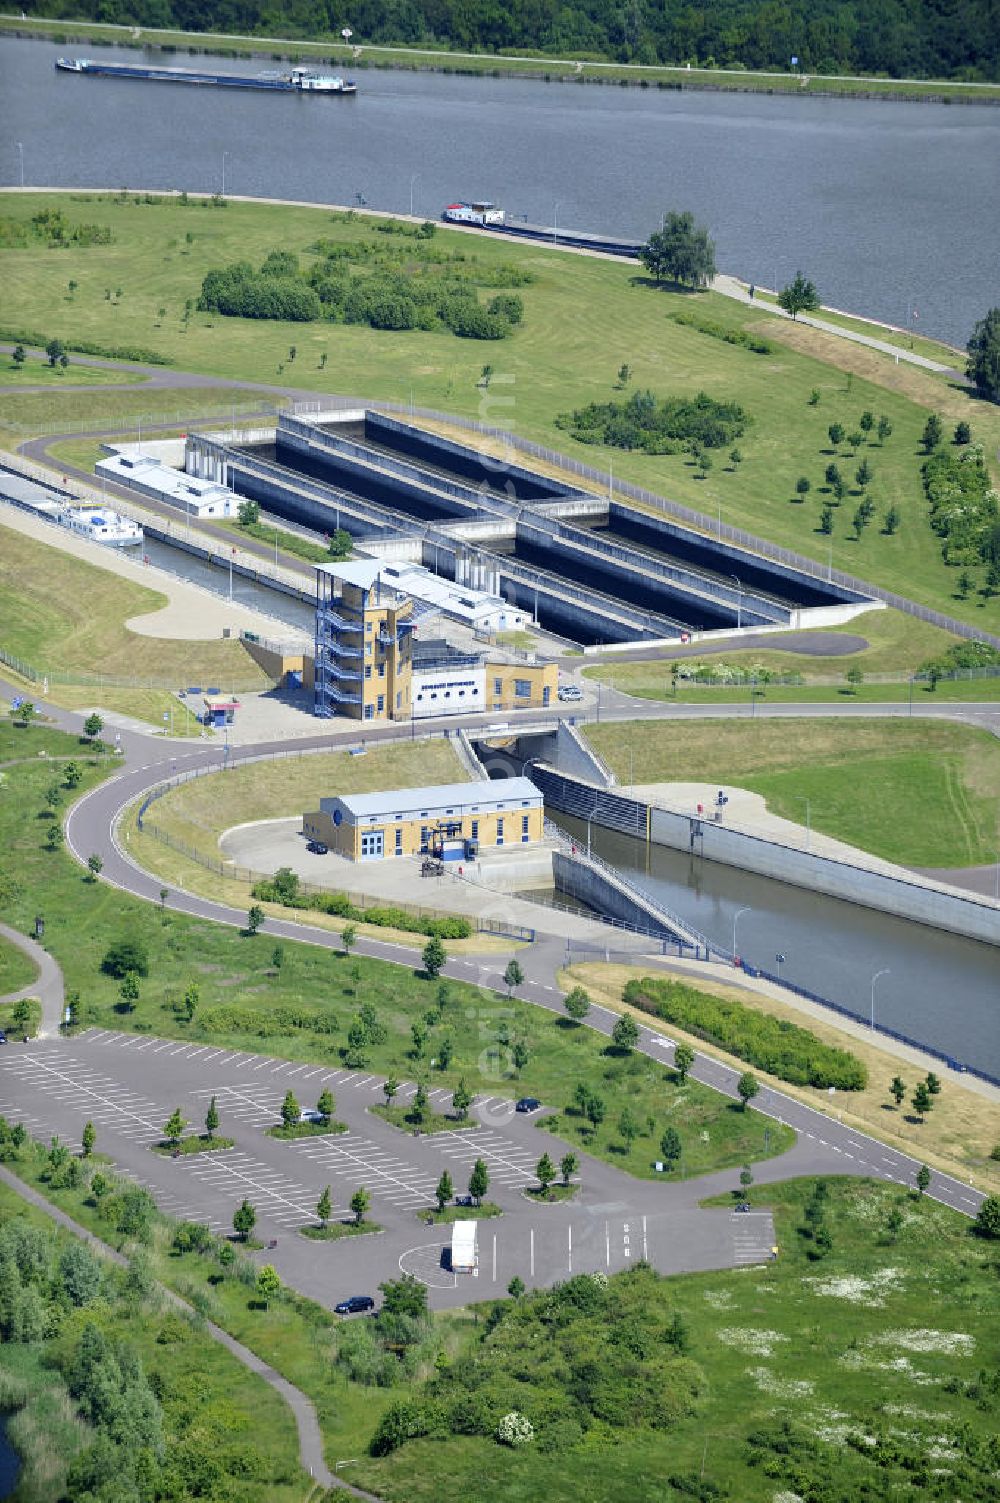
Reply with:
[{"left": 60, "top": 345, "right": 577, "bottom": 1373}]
[
  {"left": 618, "top": 1107, "right": 639, "bottom": 1150},
  {"left": 163, "top": 1108, "right": 186, "bottom": 1147},
  {"left": 536, "top": 1152, "right": 556, "bottom": 1195},
  {"left": 256, "top": 1264, "right": 280, "bottom": 1308},
  {"left": 957, "top": 569, "right": 973, "bottom": 598},
  {"left": 237, "top": 498, "right": 260, "bottom": 526},
  {"left": 327, "top": 528, "right": 352, "bottom": 559},
  {"left": 383, "top": 1075, "right": 398, "bottom": 1106},
  {"left": 852, "top": 503, "right": 869, "bottom": 538},
  {"left": 205, "top": 1096, "right": 219, "bottom": 1140},
  {"left": 45, "top": 781, "right": 64, "bottom": 812},
  {"left": 435, "top": 1170, "right": 453, "bottom": 1212},
  {"left": 877, "top": 415, "right": 893, "bottom": 443},
  {"left": 885, "top": 1205, "right": 904, "bottom": 1243},
  {"left": 778, "top": 271, "right": 820, "bottom": 319},
  {"left": 640, "top": 211, "right": 716, "bottom": 288},
  {"left": 46, "top": 338, "right": 65, "bottom": 367},
  {"left": 11, "top": 343, "right": 25, "bottom": 369},
  {"left": 317, "top": 1185, "right": 332, "bottom": 1226},
  {"left": 246, "top": 904, "right": 264, "bottom": 935},
  {"left": 410, "top": 1020, "right": 428, "bottom": 1058},
  {"left": 819, "top": 503, "right": 834, "bottom": 535},
  {"left": 503, "top": 959, "right": 524, "bottom": 998},
  {"left": 660, "top": 1126, "right": 682, "bottom": 1167},
  {"left": 617, "top": 362, "right": 631, "bottom": 387},
  {"left": 884, "top": 503, "right": 900, "bottom": 535},
  {"left": 64, "top": 762, "right": 82, "bottom": 788},
  {"left": 452, "top": 1078, "right": 473, "bottom": 1120},
  {"left": 612, "top": 1013, "right": 639, "bottom": 1053},
  {"left": 507, "top": 1275, "right": 525, "bottom": 1299},
  {"left": 916, "top": 1163, "right": 931, "bottom": 1196},
  {"left": 925, "top": 1071, "right": 941, "bottom": 1096},
  {"left": 341, "top": 923, "right": 357, "bottom": 957},
  {"left": 564, "top": 987, "right": 591, "bottom": 1023},
  {"left": 922, "top": 413, "right": 943, "bottom": 451},
  {"left": 233, "top": 1200, "right": 257, "bottom": 1241},
  {"left": 585, "top": 1092, "right": 606, "bottom": 1131},
  {"left": 954, "top": 420, "right": 971, "bottom": 444},
  {"left": 350, "top": 1186, "right": 370, "bottom": 1225},
  {"left": 178, "top": 981, "right": 199, "bottom": 1023},
  {"left": 83, "top": 712, "right": 103, "bottom": 741},
  {"left": 11, "top": 700, "right": 36, "bottom": 728},
  {"left": 740, "top": 1165, "right": 754, "bottom": 1193},
  {"left": 966, "top": 307, "right": 1000, "bottom": 403},
  {"left": 890, "top": 1076, "right": 907, "bottom": 1107},
  {"left": 118, "top": 970, "right": 140, "bottom": 1010},
  {"left": 729, "top": 446, "right": 742, "bottom": 470},
  {"left": 317, "top": 1088, "right": 335, "bottom": 1124},
  {"left": 511, "top": 1039, "right": 529, "bottom": 1074},
  {"left": 827, "top": 423, "right": 844, "bottom": 450},
  {"left": 469, "top": 1158, "right": 489, "bottom": 1205},
  {"left": 45, "top": 821, "right": 62, "bottom": 849},
  {"left": 438, "top": 1035, "right": 454, "bottom": 1071},
  {"left": 379, "top": 1274, "right": 428, "bottom": 1318},
  {"left": 912, "top": 1080, "right": 932, "bottom": 1121},
  {"left": 845, "top": 665, "right": 864, "bottom": 692},
  {"left": 86, "top": 853, "right": 103, "bottom": 881},
  {"left": 795, "top": 476, "right": 811, "bottom": 500},
  {"left": 973, "top": 1194, "right": 1000, "bottom": 1238},
  {"left": 281, "top": 1090, "right": 300, "bottom": 1129},
  {"left": 81, "top": 1121, "right": 96, "bottom": 1158},
  {"left": 560, "top": 1152, "right": 577, "bottom": 1186},
  {"left": 848, "top": 430, "right": 864, "bottom": 452},
  {"left": 859, "top": 410, "right": 874, "bottom": 440},
  {"left": 856, "top": 458, "right": 873, "bottom": 489},
  {"left": 422, "top": 935, "right": 445, "bottom": 978},
  {"left": 737, "top": 1071, "right": 759, "bottom": 1110},
  {"left": 480, "top": 364, "right": 493, "bottom": 388},
  {"left": 673, "top": 1043, "right": 695, "bottom": 1083}
]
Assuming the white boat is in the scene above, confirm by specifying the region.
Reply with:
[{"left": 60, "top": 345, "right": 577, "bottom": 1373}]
[
  {"left": 63, "top": 506, "right": 144, "bottom": 549},
  {"left": 443, "top": 200, "right": 505, "bottom": 226}
]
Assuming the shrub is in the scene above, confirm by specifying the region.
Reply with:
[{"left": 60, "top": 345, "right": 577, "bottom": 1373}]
[
  {"left": 250, "top": 880, "right": 472, "bottom": 939},
  {"left": 101, "top": 937, "right": 149, "bottom": 978},
  {"left": 497, "top": 1411, "right": 534, "bottom": 1446},
  {"left": 557, "top": 389, "right": 748, "bottom": 453},
  {"left": 670, "top": 310, "right": 773, "bottom": 354},
  {"left": 623, "top": 977, "right": 867, "bottom": 1090}
]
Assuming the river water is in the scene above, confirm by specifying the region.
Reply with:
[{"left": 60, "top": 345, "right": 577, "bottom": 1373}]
[
  {"left": 2, "top": 36, "right": 999, "bottom": 345},
  {"left": 0, "top": 1414, "right": 19, "bottom": 1499},
  {"left": 557, "top": 814, "right": 1000, "bottom": 1078}
]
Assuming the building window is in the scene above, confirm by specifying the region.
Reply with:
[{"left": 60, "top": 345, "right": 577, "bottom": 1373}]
[
  {"left": 377, "top": 694, "right": 385, "bottom": 713},
  {"left": 514, "top": 679, "right": 531, "bottom": 698},
  {"left": 396, "top": 691, "right": 402, "bottom": 709},
  {"left": 366, "top": 622, "right": 373, "bottom": 633},
  {"left": 521, "top": 814, "right": 530, "bottom": 842},
  {"left": 364, "top": 665, "right": 372, "bottom": 679},
  {"left": 420, "top": 825, "right": 429, "bottom": 848},
  {"left": 365, "top": 643, "right": 372, "bottom": 656},
  {"left": 494, "top": 677, "right": 503, "bottom": 696},
  {"left": 471, "top": 819, "right": 479, "bottom": 839},
  {"left": 364, "top": 705, "right": 374, "bottom": 720},
  {"left": 360, "top": 830, "right": 383, "bottom": 859},
  {"left": 378, "top": 663, "right": 386, "bottom": 677},
  {"left": 496, "top": 817, "right": 504, "bottom": 847},
  {"left": 395, "top": 827, "right": 403, "bottom": 854}
]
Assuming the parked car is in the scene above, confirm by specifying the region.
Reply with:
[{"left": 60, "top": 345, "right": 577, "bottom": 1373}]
[
  {"left": 334, "top": 1295, "right": 375, "bottom": 1315},
  {"left": 299, "top": 1109, "right": 324, "bottom": 1124},
  {"left": 454, "top": 1194, "right": 474, "bottom": 1207},
  {"left": 558, "top": 684, "right": 583, "bottom": 701},
  {"left": 306, "top": 840, "right": 328, "bottom": 854},
  {"left": 515, "top": 1097, "right": 541, "bottom": 1114},
  {"left": 0, "top": 1031, "right": 7, "bottom": 1046}
]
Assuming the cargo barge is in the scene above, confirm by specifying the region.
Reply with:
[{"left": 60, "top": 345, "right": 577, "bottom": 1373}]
[
  {"left": 443, "top": 201, "right": 641, "bottom": 259},
  {"left": 56, "top": 56, "right": 357, "bottom": 94}
]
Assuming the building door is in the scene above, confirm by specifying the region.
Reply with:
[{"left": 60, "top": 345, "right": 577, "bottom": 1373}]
[{"left": 360, "top": 830, "right": 384, "bottom": 859}]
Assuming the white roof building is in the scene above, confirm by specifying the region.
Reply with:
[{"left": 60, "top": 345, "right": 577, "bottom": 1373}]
[{"left": 96, "top": 452, "right": 238, "bottom": 518}]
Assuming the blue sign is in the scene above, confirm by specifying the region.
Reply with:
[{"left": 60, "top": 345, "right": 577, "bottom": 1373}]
[
  {"left": 10, "top": 696, "right": 23, "bottom": 710},
  {"left": 333, "top": 808, "right": 343, "bottom": 826}
]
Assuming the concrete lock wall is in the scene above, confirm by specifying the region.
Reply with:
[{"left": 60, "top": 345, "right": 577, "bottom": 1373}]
[
  {"left": 552, "top": 850, "right": 686, "bottom": 942},
  {"left": 649, "top": 806, "right": 1000, "bottom": 948}
]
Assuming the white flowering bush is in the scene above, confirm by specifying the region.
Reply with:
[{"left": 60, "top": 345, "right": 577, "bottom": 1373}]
[
  {"left": 590, "top": 1272, "right": 609, "bottom": 1290},
  {"left": 497, "top": 1411, "right": 534, "bottom": 1447}
]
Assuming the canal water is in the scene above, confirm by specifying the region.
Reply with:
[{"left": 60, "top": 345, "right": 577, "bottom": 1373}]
[
  {"left": 2, "top": 36, "right": 998, "bottom": 345},
  {"left": 0, "top": 1413, "right": 19, "bottom": 1499},
  {"left": 556, "top": 813, "right": 1000, "bottom": 1079},
  {"left": 139, "top": 537, "right": 315, "bottom": 635}
]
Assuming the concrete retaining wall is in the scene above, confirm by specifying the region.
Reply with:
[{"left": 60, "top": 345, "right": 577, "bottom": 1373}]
[
  {"left": 650, "top": 805, "right": 1000, "bottom": 947},
  {"left": 553, "top": 850, "right": 688, "bottom": 943}
]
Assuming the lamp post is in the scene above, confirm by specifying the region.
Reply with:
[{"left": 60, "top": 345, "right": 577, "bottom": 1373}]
[
  {"left": 870, "top": 968, "right": 890, "bottom": 1031},
  {"left": 221, "top": 151, "right": 229, "bottom": 198},
  {"left": 16, "top": 141, "right": 24, "bottom": 189},
  {"left": 229, "top": 546, "right": 234, "bottom": 601},
  {"left": 553, "top": 201, "right": 560, "bottom": 244},
  {"left": 729, "top": 574, "right": 743, "bottom": 629},
  {"left": 732, "top": 905, "right": 751, "bottom": 960},
  {"left": 409, "top": 173, "right": 419, "bottom": 217}
]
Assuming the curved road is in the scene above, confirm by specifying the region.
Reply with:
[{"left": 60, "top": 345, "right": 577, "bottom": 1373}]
[{"left": 50, "top": 696, "right": 988, "bottom": 1232}]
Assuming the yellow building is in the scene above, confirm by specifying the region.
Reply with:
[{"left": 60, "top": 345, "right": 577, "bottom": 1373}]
[
  {"left": 303, "top": 778, "right": 544, "bottom": 862},
  {"left": 314, "top": 561, "right": 413, "bottom": 722}
]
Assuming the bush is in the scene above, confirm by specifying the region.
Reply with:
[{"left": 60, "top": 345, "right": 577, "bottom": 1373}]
[
  {"left": 250, "top": 879, "right": 472, "bottom": 939},
  {"left": 101, "top": 937, "right": 149, "bottom": 978},
  {"left": 670, "top": 311, "right": 773, "bottom": 354},
  {"left": 623, "top": 977, "right": 867, "bottom": 1090},
  {"left": 497, "top": 1411, "right": 534, "bottom": 1446},
  {"left": 557, "top": 389, "right": 748, "bottom": 453}
]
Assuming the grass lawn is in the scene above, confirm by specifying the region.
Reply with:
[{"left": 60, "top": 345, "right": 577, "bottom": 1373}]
[
  {"left": 0, "top": 935, "right": 37, "bottom": 994},
  {"left": 358, "top": 1175, "right": 1000, "bottom": 1502},
  {"left": 563, "top": 962, "right": 1000, "bottom": 1195},
  {"left": 143, "top": 738, "right": 467, "bottom": 863},
  {"left": 417, "top": 1201, "right": 503, "bottom": 1224},
  {"left": 216, "top": 515, "right": 338, "bottom": 565},
  {"left": 0, "top": 522, "right": 269, "bottom": 716},
  {"left": 522, "top": 1182, "right": 579, "bottom": 1202},
  {"left": 299, "top": 1219, "right": 383, "bottom": 1240},
  {"left": 749, "top": 289, "right": 965, "bottom": 366},
  {"left": 0, "top": 379, "right": 279, "bottom": 448},
  {"left": 371, "top": 1103, "right": 479, "bottom": 1135},
  {"left": 150, "top": 1133, "right": 236, "bottom": 1155},
  {"left": 265, "top": 1119, "right": 348, "bottom": 1139},
  {"left": 584, "top": 717, "right": 1000, "bottom": 868},
  {"left": 0, "top": 356, "right": 138, "bottom": 388},
  {"left": 1, "top": 191, "right": 998, "bottom": 635}
]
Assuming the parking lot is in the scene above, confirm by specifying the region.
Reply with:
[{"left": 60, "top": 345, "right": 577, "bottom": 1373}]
[{"left": 0, "top": 1029, "right": 780, "bottom": 1310}]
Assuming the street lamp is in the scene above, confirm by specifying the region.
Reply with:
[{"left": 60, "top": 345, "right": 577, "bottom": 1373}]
[
  {"left": 870, "top": 968, "right": 890, "bottom": 1031},
  {"left": 221, "top": 151, "right": 229, "bottom": 198},
  {"left": 729, "top": 574, "right": 743, "bottom": 629},
  {"left": 409, "top": 173, "right": 419, "bottom": 217},
  {"left": 553, "top": 200, "right": 561, "bottom": 244},
  {"left": 16, "top": 142, "right": 24, "bottom": 189},
  {"left": 732, "top": 905, "right": 751, "bottom": 960}
]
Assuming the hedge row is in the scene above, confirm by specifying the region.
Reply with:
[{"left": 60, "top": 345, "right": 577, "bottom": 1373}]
[
  {"left": 0, "top": 325, "right": 173, "bottom": 365},
  {"left": 623, "top": 976, "right": 867, "bottom": 1090},
  {"left": 251, "top": 879, "right": 472, "bottom": 939},
  {"left": 670, "top": 311, "right": 774, "bottom": 354},
  {"left": 198, "top": 1003, "right": 340, "bottom": 1038}
]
